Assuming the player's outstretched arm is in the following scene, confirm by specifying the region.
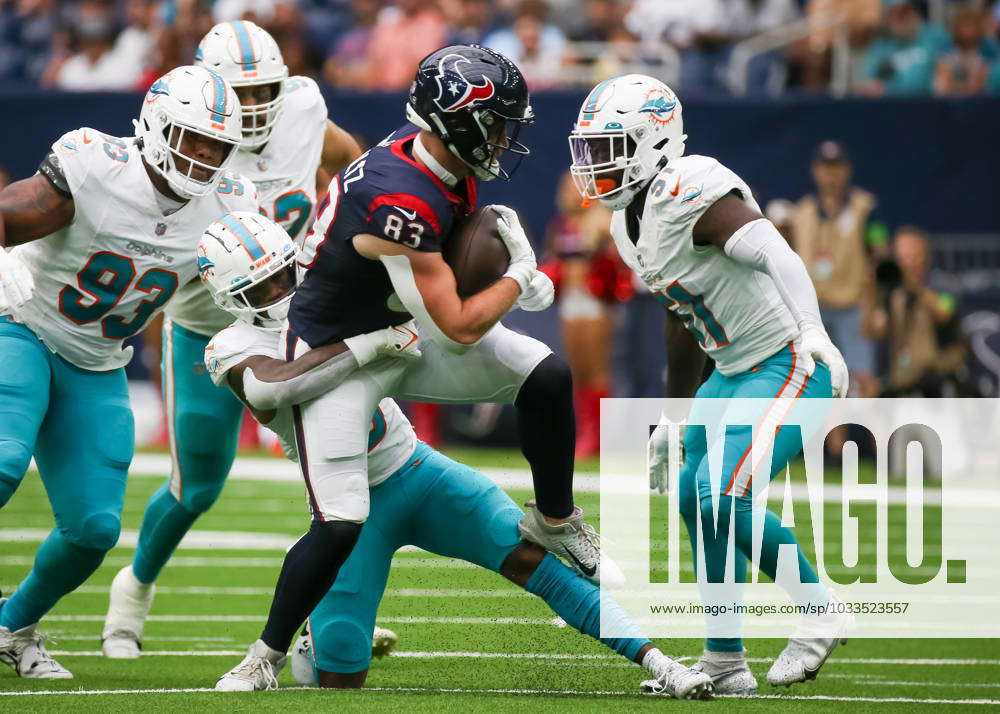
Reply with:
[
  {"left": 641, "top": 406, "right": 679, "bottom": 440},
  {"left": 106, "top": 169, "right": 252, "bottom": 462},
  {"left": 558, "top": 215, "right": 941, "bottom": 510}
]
[
  {"left": 223, "top": 326, "right": 421, "bottom": 412},
  {"left": 354, "top": 233, "right": 521, "bottom": 350}
]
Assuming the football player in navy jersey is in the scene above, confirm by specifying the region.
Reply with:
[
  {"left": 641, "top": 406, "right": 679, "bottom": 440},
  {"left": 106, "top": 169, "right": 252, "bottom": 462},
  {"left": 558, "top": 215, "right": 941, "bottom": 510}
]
[{"left": 215, "top": 45, "right": 618, "bottom": 690}]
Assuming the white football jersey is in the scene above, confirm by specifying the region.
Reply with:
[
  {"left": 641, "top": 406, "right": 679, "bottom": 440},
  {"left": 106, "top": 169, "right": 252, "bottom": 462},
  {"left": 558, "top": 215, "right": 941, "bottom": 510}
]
[
  {"left": 610, "top": 154, "right": 798, "bottom": 375},
  {"left": 205, "top": 320, "right": 416, "bottom": 487},
  {"left": 166, "top": 76, "right": 328, "bottom": 337},
  {"left": 8, "top": 128, "right": 257, "bottom": 371}
]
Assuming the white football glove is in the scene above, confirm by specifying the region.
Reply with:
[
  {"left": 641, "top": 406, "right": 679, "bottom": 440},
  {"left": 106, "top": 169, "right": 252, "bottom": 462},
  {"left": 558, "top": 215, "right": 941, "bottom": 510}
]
[
  {"left": 0, "top": 248, "right": 35, "bottom": 314},
  {"left": 797, "top": 325, "right": 849, "bottom": 398},
  {"left": 516, "top": 270, "right": 554, "bottom": 312},
  {"left": 490, "top": 204, "right": 536, "bottom": 293},
  {"left": 344, "top": 322, "right": 421, "bottom": 366},
  {"left": 648, "top": 413, "right": 686, "bottom": 494}
]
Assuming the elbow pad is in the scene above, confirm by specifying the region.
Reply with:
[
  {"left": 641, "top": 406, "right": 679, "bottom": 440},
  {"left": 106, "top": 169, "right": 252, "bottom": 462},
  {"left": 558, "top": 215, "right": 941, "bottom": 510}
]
[{"left": 242, "top": 349, "right": 360, "bottom": 410}]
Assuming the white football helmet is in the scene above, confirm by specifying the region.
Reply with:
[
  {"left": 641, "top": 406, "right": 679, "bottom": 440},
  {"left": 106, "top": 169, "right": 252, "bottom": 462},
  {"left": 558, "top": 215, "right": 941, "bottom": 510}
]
[
  {"left": 195, "top": 20, "right": 288, "bottom": 149},
  {"left": 135, "top": 65, "right": 242, "bottom": 199},
  {"left": 198, "top": 211, "right": 298, "bottom": 331},
  {"left": 568, "top": 74, "right": 687, "bottom": 211}
]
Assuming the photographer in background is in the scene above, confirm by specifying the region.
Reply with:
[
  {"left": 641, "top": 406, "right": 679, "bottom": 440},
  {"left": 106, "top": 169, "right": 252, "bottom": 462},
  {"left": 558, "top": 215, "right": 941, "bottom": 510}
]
[{"left": 868, "top": 227, "right": 968, "bottom": 397}]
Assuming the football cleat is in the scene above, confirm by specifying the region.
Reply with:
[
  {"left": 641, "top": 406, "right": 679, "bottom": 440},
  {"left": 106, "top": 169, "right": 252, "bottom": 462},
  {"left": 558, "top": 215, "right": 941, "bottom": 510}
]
[
  {"left": 518, "top": 500, "right": 624, "bottom": 587},
  {"left": 102, "top": 565, "right": 155, "bottom": 659},
  {"left": 766, "top": 591, "right": 854, "bottom": 687},
  {"left": 216, "top": 639, "right": 287, "bottom": 691},
  {"left": 291, "top": 624, "right": 400, "bottom": 684},
  {"left": 0, "top": 618, "right": 72, "bottom": 679},
  {"left": 640, "top": 663, "right": 714, "bottom": 700},
  {"left": 290, "top": 631, "right": 315, "bottom": 685},
  {"left": 691, "top": 649, "right": 758, "bottom": 695},
  {"left": 371, "top": 626, "right": 398, "bottom": 660}
]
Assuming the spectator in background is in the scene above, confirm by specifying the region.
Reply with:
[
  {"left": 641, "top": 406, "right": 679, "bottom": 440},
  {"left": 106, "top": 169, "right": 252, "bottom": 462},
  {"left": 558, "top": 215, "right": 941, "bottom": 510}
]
[
  {"left": 355, "top": 0, "right": 448, "bottom": 90},
  {"left": 798, "top": 0, "right": 880, "bottom": 90},
  {"left": 726, "top": 0, "right": 801, "bottom": 94},
  {"left": 567, "top": 0, "right": 620, "bottom": 42},
  {"left": 539, "top": 173, "right": 631, "bottom": 458},
  {"left": 792, "top": 141, "right": 885, "bottom": 397},
  {"left": 869, "top": 227, "right": 967, "bottom": 396},
  {"left": 442, "top": 0, "right": 496, "bottom": 44},
  {"left": 483, "top": 0, "right": 565, "bottom": 88},
  {"left": 323, "top": 0, "right": 380, "bottom": 88},
  {"left": 859, "top": 0, "right": 952, "bottom": 96},
  {"left": 624, "top": 0, "right": 730, "bottom": 93},
  {"left": 50, "top": 11, "right": 138, "bottom": 90},
  {"left": 934, "top": 4, "right": 998, "bottom": 96},
  {"left": 0, "top": 0, "right": 63, "bottom": 84},
  {"left": 113, "top": 0, "right": 157, "bottom": 87}
]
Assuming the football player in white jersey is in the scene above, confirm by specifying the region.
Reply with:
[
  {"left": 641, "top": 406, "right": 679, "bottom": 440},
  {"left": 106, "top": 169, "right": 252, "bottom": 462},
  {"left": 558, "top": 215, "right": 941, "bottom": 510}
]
[
  {"left": 195, "top": 213, "right": 711, "bottom": 699},
  {"left": 0, "top": 65, "right": 255, "bottom": 678},
  {"left": 102, "top": 20, "right": 362, "bottom": 659},
  {"left": 568, "top": 75, "right": 852, "bottom": 693}
]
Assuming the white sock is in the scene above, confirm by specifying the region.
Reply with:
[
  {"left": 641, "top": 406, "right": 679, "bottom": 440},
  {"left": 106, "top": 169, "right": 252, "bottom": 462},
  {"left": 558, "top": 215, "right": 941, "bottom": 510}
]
[
  {"left": 124, "top": 566, "right": 153, "bottom": 595},
  {"left": 641, "top": 648, "right": 677, "bottom": 679}
]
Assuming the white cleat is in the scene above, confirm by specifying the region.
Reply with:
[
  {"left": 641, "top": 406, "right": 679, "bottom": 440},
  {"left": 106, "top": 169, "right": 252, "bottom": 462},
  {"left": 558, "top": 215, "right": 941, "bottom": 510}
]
[
  {"left": 641, "top": 663, "right": 714, "bottom": 700},
  {"left": 691, "top": 650, "right": 758, "bottom": 695},
  {"left": 371, "top": 625, "right": 398, "bottom": 659},
  {"left": 215, "top": 639, "right": 287, "bottom": 691},
  {"left": 0, "top": 618, "right": 73, "bottom": 679},
  {"left": 518, "top": 500, "right": 624, "bottom": 587},
  {"left": 102, "top": 565, "right": 155, "bottom": 659},
  {"left": 766, "top": 591, "right": 855, "bottom": 687},
  {"left": 290, "top": 632, "right": 315, "bottom": 685},
  {"left": 291, "top": 624, "right": 400, "bottom": 684}
]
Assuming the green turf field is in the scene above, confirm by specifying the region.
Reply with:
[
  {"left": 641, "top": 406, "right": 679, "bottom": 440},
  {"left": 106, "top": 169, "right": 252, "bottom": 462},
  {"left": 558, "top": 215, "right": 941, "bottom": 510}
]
[{"left": 1, "top": 449, "right": 997, "bottom": 712}]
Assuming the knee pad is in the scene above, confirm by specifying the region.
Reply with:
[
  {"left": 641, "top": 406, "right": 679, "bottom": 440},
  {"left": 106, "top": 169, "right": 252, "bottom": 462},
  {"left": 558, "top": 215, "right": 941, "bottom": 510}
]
[
  {"left": 69, "top": 512, "right": 122, "bottom": 552},
  {"left": 0, "top": 439, "right": 33, "bottom": 484},
  {"left": 516, "top": 354, "right": 573, "bottom": 408},
  {"left": 312, "top": 617, "right": 372, "bottom": 673}
]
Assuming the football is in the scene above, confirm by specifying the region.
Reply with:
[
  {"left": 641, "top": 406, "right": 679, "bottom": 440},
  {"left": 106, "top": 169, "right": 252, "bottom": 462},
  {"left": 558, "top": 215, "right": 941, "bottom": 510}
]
[{"left": 444, "top": 207, "right": 510, "bottom": 298}]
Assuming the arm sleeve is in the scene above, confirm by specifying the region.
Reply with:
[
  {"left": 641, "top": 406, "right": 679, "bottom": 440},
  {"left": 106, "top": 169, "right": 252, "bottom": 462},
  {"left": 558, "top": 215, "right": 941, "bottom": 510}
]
[
  {"left": 241, "top": 348, "right": 361, "bottom": 410},
  {"left": 38, "top": 151, "right": 72, "bottom": 198},
  {"left": 724, "top": 218, "right": 823, "bottom": 330}
]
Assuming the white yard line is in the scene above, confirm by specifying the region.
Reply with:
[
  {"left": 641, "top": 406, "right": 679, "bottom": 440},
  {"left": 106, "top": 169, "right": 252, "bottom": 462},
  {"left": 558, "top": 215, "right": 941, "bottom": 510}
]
[
  {"left": 33, "top": 647, "right": 1000, "bottom": 667},
  {"left": 1, "top": 684, "right": 997, "bottom": 705}
]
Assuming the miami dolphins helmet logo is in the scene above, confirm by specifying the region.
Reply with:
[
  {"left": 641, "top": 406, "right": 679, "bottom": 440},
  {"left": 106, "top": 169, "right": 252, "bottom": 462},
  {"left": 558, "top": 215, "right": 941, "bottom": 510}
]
[
  {"left": 638, "top": 88, "right": 677, "bottom": 125},
  {"left": 434, "top": 53, "right": 495, "bottom": 113}
]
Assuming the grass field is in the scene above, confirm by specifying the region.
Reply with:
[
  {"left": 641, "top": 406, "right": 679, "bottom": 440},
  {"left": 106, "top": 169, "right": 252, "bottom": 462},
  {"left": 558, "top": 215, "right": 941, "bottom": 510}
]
[{"left": 1, "top": 448, "right": 997, "bottom": 712}]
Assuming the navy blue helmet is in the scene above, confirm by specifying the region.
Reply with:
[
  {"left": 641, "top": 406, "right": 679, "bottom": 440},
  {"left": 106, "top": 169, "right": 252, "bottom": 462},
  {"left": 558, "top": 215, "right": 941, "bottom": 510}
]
[{"left": 406, "top": 44, "right": 533, "bottom": 181}]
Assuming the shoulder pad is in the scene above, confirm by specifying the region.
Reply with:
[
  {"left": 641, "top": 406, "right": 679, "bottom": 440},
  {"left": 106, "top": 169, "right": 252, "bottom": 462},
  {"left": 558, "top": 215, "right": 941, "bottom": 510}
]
[
  {"left": 216, "top": 171, "right": 260, "bottom": 206},
  {"left": 647, "top": 155, "right": 744, "bottom": 213},
  {"left": 283, "top": 76, "right": 326, "bottom": 116},
  {"left": 204, "top": 321, "right": 273, "bottom": 386}
]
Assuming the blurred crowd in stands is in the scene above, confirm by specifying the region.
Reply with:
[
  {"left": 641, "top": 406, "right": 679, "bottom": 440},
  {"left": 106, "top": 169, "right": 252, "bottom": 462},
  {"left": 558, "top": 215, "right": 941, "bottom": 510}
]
[{"left": 2, "top": 0, "right": 1000, "bottom": 96}]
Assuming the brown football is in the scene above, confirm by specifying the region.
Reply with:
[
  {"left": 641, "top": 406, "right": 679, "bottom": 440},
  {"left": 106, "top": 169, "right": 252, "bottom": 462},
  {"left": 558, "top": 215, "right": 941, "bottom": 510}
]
[{"left": 443, "top": 207, "right": 511, "bottom": 298}]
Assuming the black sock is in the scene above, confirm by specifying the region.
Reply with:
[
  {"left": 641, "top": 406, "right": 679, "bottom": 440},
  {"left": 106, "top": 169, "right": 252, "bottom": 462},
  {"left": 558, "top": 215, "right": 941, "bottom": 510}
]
[
  {"left": 515, "top": 354, "right": 575, "bottom": 519},
  {"left": 260, "top": 519, "right": 362, "bottom": 653}
]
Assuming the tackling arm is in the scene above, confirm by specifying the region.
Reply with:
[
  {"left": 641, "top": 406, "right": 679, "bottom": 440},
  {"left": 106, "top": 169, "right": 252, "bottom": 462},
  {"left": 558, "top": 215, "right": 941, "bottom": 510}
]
[{"left": 226, "top": 326, "right": 420, "bottom": 412}]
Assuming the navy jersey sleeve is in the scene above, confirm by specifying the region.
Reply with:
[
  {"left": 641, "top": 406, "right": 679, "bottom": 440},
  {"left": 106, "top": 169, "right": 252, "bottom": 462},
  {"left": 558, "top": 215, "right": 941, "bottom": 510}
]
[{"left": 363, "top": 191, "right": 448, "bottom": 253}]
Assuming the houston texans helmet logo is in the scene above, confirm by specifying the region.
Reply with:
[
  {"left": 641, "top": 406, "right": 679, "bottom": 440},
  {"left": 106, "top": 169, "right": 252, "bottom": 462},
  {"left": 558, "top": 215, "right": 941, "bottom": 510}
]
[{"left": 434, "top": 53, "right": 495, "bottom": 113}]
